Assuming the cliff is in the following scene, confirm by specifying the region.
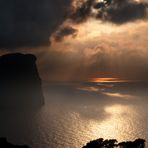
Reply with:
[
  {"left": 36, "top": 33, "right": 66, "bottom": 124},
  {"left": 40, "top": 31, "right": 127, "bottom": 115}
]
[{"left": 0, "top": 53, "right": 44, "bottom": 109}]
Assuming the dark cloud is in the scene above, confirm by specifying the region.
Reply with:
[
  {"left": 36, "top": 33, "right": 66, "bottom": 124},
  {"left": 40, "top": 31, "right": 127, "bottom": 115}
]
[
  {"left": 0, "top": 0, "right": 71, "bottom": 48},
  {"left": 95, "top": 0, "right": 148, "bottom": 24},
  {"left": 94, "top": 0, "right": 112, "bottom": 9},
  {"left": 53, "top": 26, "right": 78, "bottom": 42},
  {"left": 68, "top": 0, "right": 148, "bottom": 24},
  {"left": 69, "top": 0, "right": 95, "bottom": 23},
  {"left": 0, "top": 0, "right": 148, "bottom": 49}
]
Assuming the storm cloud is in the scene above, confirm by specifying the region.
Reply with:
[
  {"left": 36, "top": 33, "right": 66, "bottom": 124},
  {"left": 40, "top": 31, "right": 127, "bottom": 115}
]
[
  {"left": 0, "top": 0, "right": 148, "bottom": 48},
  {"left": 0, "top": 0, "right": 148, "bottom": 82},
  {"left": 0, "top": 0, "right": 71, "bottom": 48},
  {"left": 69, "top": 0, "right": 95, "bottom": 23},
  {"left": 95, "top": 0, "right": 148, "bottom": 24},
  {"left": 69, "top": 0, "right": 148, "bottom": 24},
  {"left": 53, "top": 26, "right": 78, "bottom": 42}
]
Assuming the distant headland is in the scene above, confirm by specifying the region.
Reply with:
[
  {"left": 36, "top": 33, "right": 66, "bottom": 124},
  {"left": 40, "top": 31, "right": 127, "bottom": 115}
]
[{"left": 0, "top": 53, "right": 44, "bottom": 109}]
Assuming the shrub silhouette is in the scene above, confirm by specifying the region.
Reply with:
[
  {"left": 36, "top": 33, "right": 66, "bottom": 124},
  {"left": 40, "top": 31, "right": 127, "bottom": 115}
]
[{"left": 83, "top": 138, "right": 145, "bottom": 148}]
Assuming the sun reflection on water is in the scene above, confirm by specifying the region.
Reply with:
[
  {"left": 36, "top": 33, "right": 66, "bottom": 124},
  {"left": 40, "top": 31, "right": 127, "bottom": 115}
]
[{"left": 88, "top": 104, "right": 137, "bottom": 142}]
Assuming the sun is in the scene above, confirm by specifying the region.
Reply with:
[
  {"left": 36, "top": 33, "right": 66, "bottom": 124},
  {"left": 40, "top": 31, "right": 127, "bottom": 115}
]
[
  {"left": 89, "top": 77, "right": 127, "bottom": 83},
  {"left": 134, "top": 0, "right": 140, "bottom": 2}
]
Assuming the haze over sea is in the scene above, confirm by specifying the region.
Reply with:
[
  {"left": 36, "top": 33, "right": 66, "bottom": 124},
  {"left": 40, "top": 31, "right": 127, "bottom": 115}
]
[{"left": 0, "top": 81, "right": 148, "bottom": 148}]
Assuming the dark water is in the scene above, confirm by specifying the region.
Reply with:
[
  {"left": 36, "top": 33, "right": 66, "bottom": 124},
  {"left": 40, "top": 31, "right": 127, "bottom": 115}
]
[{"left": 0, "top": 82, "right": 148, "bottom": 148}]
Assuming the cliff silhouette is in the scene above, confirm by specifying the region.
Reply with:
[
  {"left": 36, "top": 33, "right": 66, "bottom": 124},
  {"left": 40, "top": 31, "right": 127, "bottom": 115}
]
[{"left": 0, "top": 53, "right": 44, "bottom": 109}]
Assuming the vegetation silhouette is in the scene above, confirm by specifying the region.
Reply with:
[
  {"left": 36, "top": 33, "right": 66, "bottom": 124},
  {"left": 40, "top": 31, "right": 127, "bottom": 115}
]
[{"left": 83, "top": 138, "right": 145, "bottom": 148}]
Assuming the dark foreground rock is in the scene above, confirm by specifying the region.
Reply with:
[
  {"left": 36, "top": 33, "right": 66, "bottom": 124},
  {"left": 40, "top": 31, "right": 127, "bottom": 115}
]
[
  {"left": 0, "top": 53, "right": 44, "bottom": 109},
  {"left": 0, "top": 138, "right": 29, "bottom": 148},
  {"left": 83, "top": 138, "right": 145, "bottom": 148}
]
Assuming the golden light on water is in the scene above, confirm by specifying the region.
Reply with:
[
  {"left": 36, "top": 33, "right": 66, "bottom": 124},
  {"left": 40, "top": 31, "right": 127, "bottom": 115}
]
[
  {"left": 77, "top": 86, "right": 99, "bottom": 92},
  {"left": 103, "top": 92, "right": 135, "bottom": 99},
  {"left": 87, "top": 104, "right": 137, "bottom": 142}
]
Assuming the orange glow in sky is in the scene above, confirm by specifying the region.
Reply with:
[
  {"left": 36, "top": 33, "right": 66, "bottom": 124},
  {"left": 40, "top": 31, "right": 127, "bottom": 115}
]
[{"left": 90, "top": 77, "right": 127, "bottom": 83}]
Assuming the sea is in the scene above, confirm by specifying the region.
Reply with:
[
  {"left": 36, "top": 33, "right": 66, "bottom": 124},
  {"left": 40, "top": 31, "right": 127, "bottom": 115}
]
[{"left": 0, "top": 81, "right": 148, "bottom": 148}]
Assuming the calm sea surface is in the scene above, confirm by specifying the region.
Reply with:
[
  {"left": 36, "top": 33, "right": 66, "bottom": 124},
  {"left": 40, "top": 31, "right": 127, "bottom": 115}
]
[{"left": 0, "top": 82, "right": 148, "bottom": 148}]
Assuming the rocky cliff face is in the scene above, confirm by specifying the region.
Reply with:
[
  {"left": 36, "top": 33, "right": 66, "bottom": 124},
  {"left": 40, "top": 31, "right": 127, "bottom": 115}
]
[{"left": 0, "top": 53, "right": 44, "bottom": 109}]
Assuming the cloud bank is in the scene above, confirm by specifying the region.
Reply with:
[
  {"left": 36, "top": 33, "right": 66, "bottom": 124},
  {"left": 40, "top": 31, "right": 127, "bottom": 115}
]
[
  {"left": 0, "top": 0, "right": 71, "bottom": 48},
  {"left": 68, "top": 0, "right": 148, "bottom": 24},
  {"left": 95, "top": 0, "right": 148, "bottom": 24},
  {"left": 52, "top": 0, "right": 148, "bottom": 42},
  {"left": 0, "top": 0, "right": 148, "bottom": 48},
  {"left": 0, "top": 0, "right": 148, "bottom": 81}
]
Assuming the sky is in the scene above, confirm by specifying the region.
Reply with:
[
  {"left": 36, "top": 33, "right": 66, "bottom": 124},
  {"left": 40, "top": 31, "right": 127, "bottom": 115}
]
[{"left": 0, "top": 0, "right": 148, "bottom": 81}]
